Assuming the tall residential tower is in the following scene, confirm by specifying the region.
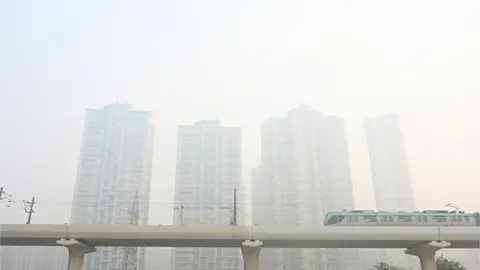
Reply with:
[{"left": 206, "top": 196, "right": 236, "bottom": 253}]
[
  {"left": 252, "top": 106, "right": 360, "bottom": 270},
  {"left": 70, "top": 103, "right": 154, "bottom": 270},
  {"left": 363, "top": 113, "right": 416, "bottom": 269},
  {"left": 172, "top": 121, "right": 243, "bottom": 270},
  {"left": 365, "top": 114, "right": 479, "bottom": 269},
  {"left": 364, "top": 114, "right": 415, "bottom": 211}
]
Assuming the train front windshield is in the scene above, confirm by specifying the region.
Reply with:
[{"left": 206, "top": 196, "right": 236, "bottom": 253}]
[{"left": 325, "top": 215, "right": 345, "bottom": 225}]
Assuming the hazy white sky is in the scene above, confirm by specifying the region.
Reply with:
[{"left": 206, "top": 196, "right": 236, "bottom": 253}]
[{"left": 1, "top": 1, "right": 480, "bottom": 225}]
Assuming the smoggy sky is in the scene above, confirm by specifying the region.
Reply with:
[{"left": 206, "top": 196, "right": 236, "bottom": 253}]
[{"left": 1, "top": 0, "right": 480, "bottom": 225}]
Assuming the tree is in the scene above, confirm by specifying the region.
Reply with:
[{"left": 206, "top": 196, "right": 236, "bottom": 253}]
[
  {"left": 372, "top": 262, "right": 409, "bottom": 270},
  {"left": 372, "top": 255, "right": 467, "bottom": 270},
  {"left": 436, "top": 255, "right": 466, "bottom": 270}
]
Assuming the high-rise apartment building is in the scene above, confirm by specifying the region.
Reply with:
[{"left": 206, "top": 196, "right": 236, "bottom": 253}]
[
  {"left": 252, "top": 106, "right": 360, "bottom": 270},
  {"left": 172, "top": 121, "right": 242, "bottom": 270},
  {"left": 0, "top": 247, "right": 67, "bottom": 270},
  {"left": 363, "top": 114, "right": 480, "bottom": 269},
  {"left": 363, "top": 113, "right": 416, "bottom": 269},
  {"left": 70, "top": 103, "right": 154, "bottom": 270},
  {"left": 146, "top": 248, "right": 172, "bottom": 270},
  {"left": 364, "top": 114, "right": 415, "bottom": 212}
]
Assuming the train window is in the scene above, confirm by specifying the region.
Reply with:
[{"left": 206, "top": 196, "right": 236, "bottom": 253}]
[
  {"left": 389, "top": 216, "right": 394, "bottom": 222},
  {"left": 382, "top": 216, "right": 388, "bottom": 222},
  {"left": 452, "top": 216, "right": 456, "bottom": 222},
  {"left": 464, "top": 216, "right": 470, "bottom": 222},
  {"left": 398, "top": 216, "right": 412, "bottom": 222},
  {"left": 457, "top": 216, "right": 463, "bottom": 222},
  {"left": 433, "top": 216, "right": 447, "bottom": 222},
  {"left": 353, "top": 216, "right": 358, "bottom": 222},
  {"left": 326, "top": 215, "right": 345, "bottom": 225},
  {"left": 364, "top": 216, "right": 377, "bottom": 222}
]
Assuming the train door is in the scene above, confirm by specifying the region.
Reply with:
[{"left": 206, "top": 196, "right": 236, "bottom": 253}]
[
  {"left": 417, "top": 215, "right": 430, "bottom": 226},
  {"left": 380, "top": 215, "right": 396, "bottom": 226},
  {"left": 378, "top": 215, "right": 388, "bottom": 225},
  {"left": 448, "top": 215, "right": 455, "bottom": 226}
]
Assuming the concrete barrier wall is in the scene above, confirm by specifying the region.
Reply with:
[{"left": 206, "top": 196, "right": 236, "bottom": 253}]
[
  {"left": 1, "top": 224, "right": 479, "bottom": 248},
  {"left": 438, "top": 227, "right": 480, "bottom": 248}
]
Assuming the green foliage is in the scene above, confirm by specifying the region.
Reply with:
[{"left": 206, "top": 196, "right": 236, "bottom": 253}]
[
  {"left": 372, "top": 262, "right": 409, "bottom": 270},
  {"left": 372, "top": 256, "right": 466, "bottom": 270},
  {"left": 436, "top": 255, "right": 466, "bottom": 270}
]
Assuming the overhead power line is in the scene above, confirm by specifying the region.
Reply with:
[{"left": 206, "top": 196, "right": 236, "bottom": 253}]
[
  {"left": 1, "top": 187, "right": 38, "bottom": 223},
  {"left": 23, "top": 197, "right": 36, "bottom": 224},
  {"left": 35, "top": 200, "right": 473, "bottom": 208}
]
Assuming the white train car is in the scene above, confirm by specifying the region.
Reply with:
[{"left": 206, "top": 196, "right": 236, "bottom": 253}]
[{"left": 324, "top": 210, "right": 480, "bottom": 227}]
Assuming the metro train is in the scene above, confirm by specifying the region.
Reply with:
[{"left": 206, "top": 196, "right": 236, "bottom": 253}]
[{"left": 324, "top": 210, "right": 480, "bottom": 227}]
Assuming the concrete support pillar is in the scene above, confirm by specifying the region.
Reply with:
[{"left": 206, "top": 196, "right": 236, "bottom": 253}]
[
  {"left": 57, "top": 239, "right": 95, "bottom": 270},
  {"left": 242, "top": 240, "right": 263, "bottom": 270},
  {"left": 405, "top": 241, "right": 451, "bottom": 270}
]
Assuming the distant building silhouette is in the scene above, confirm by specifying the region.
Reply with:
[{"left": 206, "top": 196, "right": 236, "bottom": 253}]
[
  {"left": 172, "top": 121, "right": 243, "bottom": 270},
  {"left": 70, "top": 103, "right": 155, "bottom": 270},
  {"left": 0, "top": 246, "right": 66, "bottom": 270},
  {"left": 145, "top": 248, "right": 172, "bottom": 270},
  {"left": 363, "top": 113, "right": 416, "bottom": 269},
  {"left": 364, "top": 113, "right": 415, "bottom": 212},
  {"left": 252, "top": 106, "right": 360, "bottom": 270}
]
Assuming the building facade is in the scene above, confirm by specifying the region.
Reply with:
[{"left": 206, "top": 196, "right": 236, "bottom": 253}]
[
  {"left": 70, "top": 103, "right": 155, "bottom": 270},
  {"left": 252, "top": 106, "right": 360, "bottom": 270},
  {"left": 172, "top": 121, "right": 242, "bottom": 270},
  {"left": 145, "top": 248, "right": 172, "bottom": 270},
  {"left": 0, "top": 246, "right": 67, "bottom": 270},
  {"left": 364, "top": 114, "right": 415, "bottom": 212},
  {"left": 363, "top": 113, "right": 416, "bottom": 269}
]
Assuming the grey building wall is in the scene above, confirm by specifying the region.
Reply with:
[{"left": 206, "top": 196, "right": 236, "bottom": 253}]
[
  {"left": 70, "top": 103, "right": 154, "bottom": 270},
  {"left": 172, "top": 121, "right": 242, "bottom": 270},
  {"left": 253, "top": 106, "right": 360, "bottom": 270},
  {"left": 363, "top": 113, "right": 416, "bottom": 269},
  {"left": 145, "top": 248, "right": 172, "bottom": 270},
  {"left": 321, "top": 116, "right": 359, "bottom": 270},
  {"left": 0, "top": 246, "right": 67, "bottom": 270},
  {"left": 364, "top": 114, "right": 415, "bottom": 212}
]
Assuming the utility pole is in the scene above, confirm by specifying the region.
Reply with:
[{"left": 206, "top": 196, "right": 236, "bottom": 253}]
[
  {"left": 0, "top": 187, "right": 12, "bottom": 202},
  {"left": 226, "top": 189, "right": 239, "bottom": 226},
  {"left": 122, "top": 191, "right": 139, "bottom": 270},
  {"left": 175, "top": 205, "right": 184, "bottom": 225},
  {"left": 23, "top": 197, "right": 36, "bottom": 224},
  {"left": 232, "top": 188, "right": 237, "bottom": 226}
]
